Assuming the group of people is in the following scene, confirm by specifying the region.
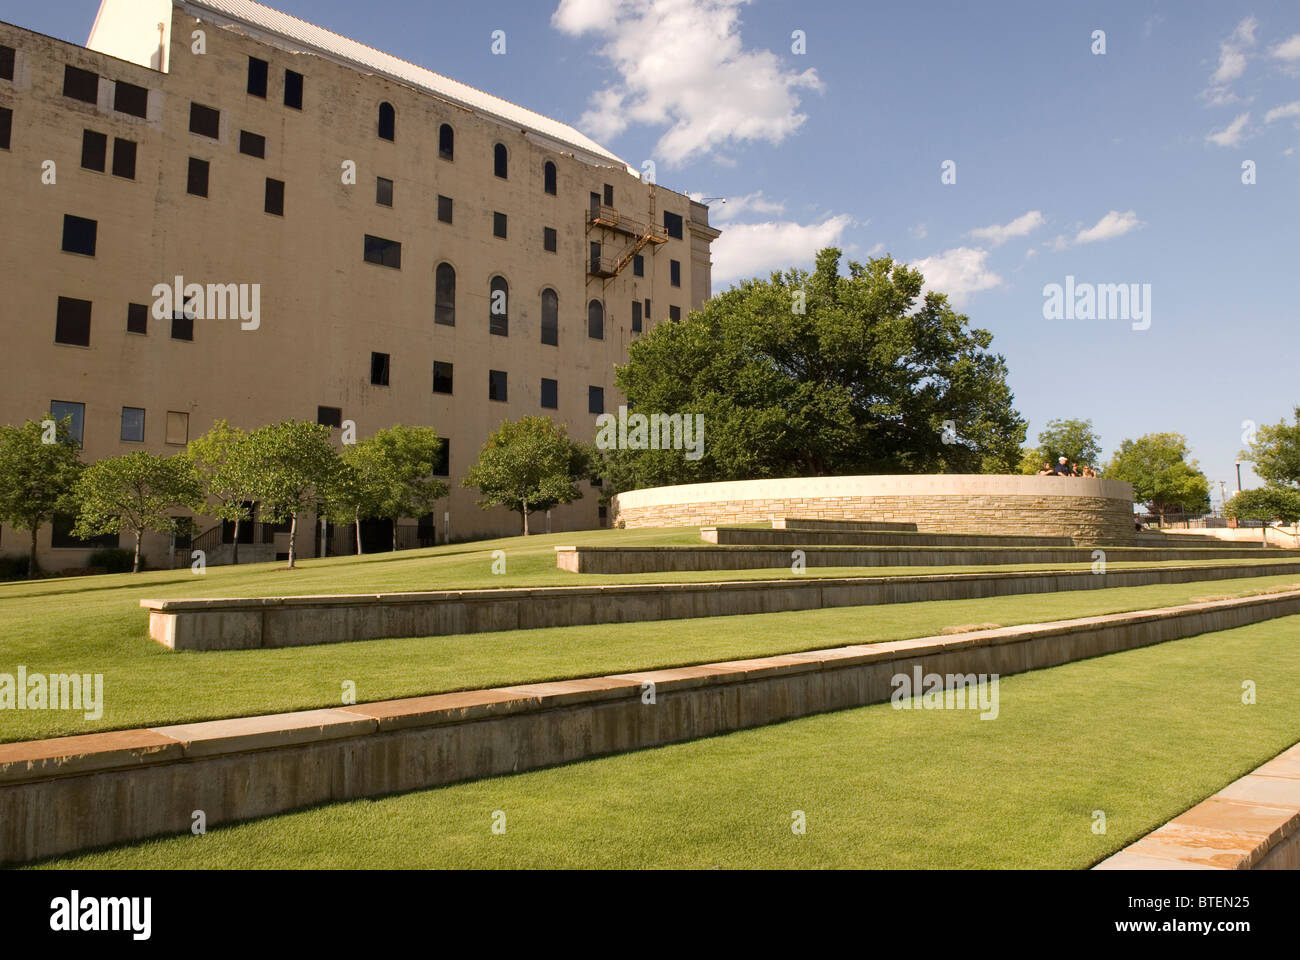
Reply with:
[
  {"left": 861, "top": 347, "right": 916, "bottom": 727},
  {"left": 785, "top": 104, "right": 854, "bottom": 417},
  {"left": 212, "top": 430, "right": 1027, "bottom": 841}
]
[{"left": 1037, "top": 456, "right": 1098, "bottom": 478}]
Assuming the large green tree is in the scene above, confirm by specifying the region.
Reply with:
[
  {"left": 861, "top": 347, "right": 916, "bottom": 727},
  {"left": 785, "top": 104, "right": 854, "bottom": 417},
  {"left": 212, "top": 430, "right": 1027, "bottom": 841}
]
[
  {"left": 1019, "top": 418, "right": 1101, "bottom": 473},
  {"left": 1244, "top": 407, "right": 1300, "bottom": 488},
  {"left": 72, "top": 452, "right": 204, "bottom": 573},
  {"left": 0, "top": 415, "right": 84, "bottom": 577},
  {"left": 463, "top": 417, "right": 593, "bottom": 535},
  {"left": 188, "top": 419, "right": 257, "bottom": 563},
  {"left": 603, "top": 249, "right": 1026, "bottom": 493},
  {"left": 1224, "top": 486, "right": 1300, "bottom": 544},
  {"left": 339, "top": 426, "right": 449, "bottom": 552},
  {"left": 1105, "top": 433, "right": 1211, "bottom": 524},
  {"left": 243, "top": 420, "right": 341, "bottom": 568}
]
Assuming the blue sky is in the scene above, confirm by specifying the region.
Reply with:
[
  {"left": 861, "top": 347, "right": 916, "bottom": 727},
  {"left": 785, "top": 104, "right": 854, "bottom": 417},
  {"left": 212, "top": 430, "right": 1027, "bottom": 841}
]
[{"left": 6, "top": 0, "right": 1299, "bottom": 501}]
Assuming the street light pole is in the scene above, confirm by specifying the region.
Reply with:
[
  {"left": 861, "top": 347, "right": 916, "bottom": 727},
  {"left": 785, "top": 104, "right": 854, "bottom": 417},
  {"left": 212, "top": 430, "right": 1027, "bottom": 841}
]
[{"left": 1235, "top": 460, "right": 1243, "bottom": 493}]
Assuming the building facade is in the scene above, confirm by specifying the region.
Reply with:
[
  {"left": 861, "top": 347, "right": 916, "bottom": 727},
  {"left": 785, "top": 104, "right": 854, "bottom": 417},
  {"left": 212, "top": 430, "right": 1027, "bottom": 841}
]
[{"left": 0, "top": 0, "right": 721, "bottom": 570}]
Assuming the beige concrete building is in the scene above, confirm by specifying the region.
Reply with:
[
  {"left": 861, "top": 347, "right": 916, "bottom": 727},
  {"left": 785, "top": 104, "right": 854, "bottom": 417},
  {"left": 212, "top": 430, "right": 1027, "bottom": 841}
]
[{"left": 0, "top": 0, "right": 721, "bottom": 570}]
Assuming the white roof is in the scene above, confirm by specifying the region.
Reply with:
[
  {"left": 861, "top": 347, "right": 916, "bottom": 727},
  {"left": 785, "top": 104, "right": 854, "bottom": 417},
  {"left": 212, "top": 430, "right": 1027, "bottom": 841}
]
[{"left": 180, "top": 0, "right": 632, "bottom": 170}]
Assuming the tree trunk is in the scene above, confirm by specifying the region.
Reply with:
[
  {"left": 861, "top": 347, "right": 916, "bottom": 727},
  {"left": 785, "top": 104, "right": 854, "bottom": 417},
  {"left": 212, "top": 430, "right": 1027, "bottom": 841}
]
[
  {"left": 232, "top": 516, "right": 241, "bottom": 565},
  {"left": 28, "top": 527, "right": 38, "bottom": 579},
  {"left": 391, "top": 518, "right": 398, "bottom": 552},
  {"left": 288, "top": 513, "right": 298, "bottom": 569},
  {"left": 133, "top": 531, "right": 142, "bottom": 573},
  {"left": 522, "top": 500, "right": 530, "bottom": 536},
  {"left": 355, "top": 506, "right": 362, "bottom": 555}
]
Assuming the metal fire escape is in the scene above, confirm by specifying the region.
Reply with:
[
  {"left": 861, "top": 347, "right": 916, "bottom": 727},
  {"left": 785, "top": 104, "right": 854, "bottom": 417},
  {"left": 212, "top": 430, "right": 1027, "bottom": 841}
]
[{"left": 586, "top": 183, "right": 668, "bottom": 283}]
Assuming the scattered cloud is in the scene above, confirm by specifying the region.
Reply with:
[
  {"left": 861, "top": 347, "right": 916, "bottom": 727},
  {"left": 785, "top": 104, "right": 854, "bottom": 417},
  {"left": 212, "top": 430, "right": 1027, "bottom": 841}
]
[
  {"left": 966, "top": 210, "right": 1045, "bottom": 247},
  {"left": 910, "top": 247, "right": 1003, "bottom": 308},
  {"left": 908, "top": 222, "right": 928, "bottom": 241},
  {"left": 1074, "top": 210, "right": 1143, "bottom": 245},
  {"left": 710, "top": 214, "right": 853, "bottom": 286},
  {"left": 1265, "top": 101, "right": 1300, "bottom": 123},
  {"left": 1204, "top": 16, "right": 1258, "bottom": 104},
  {"left": 1206, "top": 111, "right": 1251, "bottom": 146},
  {"left": 552, "top": 0, "right": 824, "bottom": 167},
  {"left": 1045, "top": 235, "right": 1070, "bottom": 253},
  {"left": 1271, "top": 34, "right": 1300, "bottom": 61},
  {"left": 692, "top": 190, "right": 786, "bottom": 223}
]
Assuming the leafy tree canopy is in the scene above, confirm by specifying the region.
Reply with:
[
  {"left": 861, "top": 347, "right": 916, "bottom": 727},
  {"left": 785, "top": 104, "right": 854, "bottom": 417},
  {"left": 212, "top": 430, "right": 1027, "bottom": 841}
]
[
  {"left": 0, "top": 415, "right": 84, "bottom": 576},
  {"left": 463, "top": 417, "right": 593, "bottom": 534},
  {"left": 1105, "top": 433, "right": 1210, "bottom": 522},
  {"left": 1244, "top": 407, "right": 1300, "bottom": 488}
]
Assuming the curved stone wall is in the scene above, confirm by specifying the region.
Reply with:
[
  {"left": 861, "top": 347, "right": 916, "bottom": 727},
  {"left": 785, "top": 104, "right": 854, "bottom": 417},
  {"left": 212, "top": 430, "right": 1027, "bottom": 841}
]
[{"left": 610, "top": 475, "right": 1137, "bottom": 540}]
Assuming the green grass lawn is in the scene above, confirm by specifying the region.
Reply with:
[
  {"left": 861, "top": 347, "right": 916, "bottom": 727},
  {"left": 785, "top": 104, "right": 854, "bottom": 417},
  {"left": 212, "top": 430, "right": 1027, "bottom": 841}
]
[
  {"left": 0, "top": 524, "right": 1298, "bottom": 742},
  {"left": 31, "top": 615, "right": 1300, "bottom": 869}
]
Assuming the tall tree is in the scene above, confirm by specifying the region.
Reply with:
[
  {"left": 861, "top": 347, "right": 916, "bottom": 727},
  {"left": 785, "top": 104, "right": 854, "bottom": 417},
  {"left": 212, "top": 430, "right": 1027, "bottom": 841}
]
[
  {"left": 1224, "top": 486, "right": 1300, "bottom": 544},
  {"left": 1105, "top": 433, "right": 1211, "bottom": 524},
  {"left": 335, "top": 427, "right": 448, "bottom": 552},
  {"left": 1036, "top": 418, "right": 1101, "bottom": 467},
  {"left": 243, "top": 420, "right": 341, "bottom": 568},
  {"left": 187, "top": 419, "right": 256, "bottom": 563},
  {"left": 1244, "top": 407, "right": 1300, "bottom": 488},
  {"left": 603, "top": 248, "right": 1025, "bottom": 493},
  {"left": 0, "top": 415, "right": 84, "bottom": 577},
  {"left": 463, "top": 417, "right": 592, "bottom": 535},
  {"left": 72, "top": 452, "right": 204, "bottom": 573}
]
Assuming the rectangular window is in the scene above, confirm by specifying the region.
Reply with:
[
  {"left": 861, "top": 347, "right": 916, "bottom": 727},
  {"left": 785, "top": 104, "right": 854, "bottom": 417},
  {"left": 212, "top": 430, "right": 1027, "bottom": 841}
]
[
  {"left": 62, "top": 215, "right": 97, "bottom": 256},
  {"left": 376, "top": 176, "right": 393, "bottom": 206},
  {"left": 165, "top": 411, "right": 189, "bottom": 446},
  {"left": 111, "top": 138, "right": 137, "bottom": 179},
  {"left": 632, "top": 300, "right": 642, "bottom": 333},
  {"left": 603, "top": 184, "right": 614, "bottom": 206},
  {"left": 493, "top": 212, "right": 507, "bottom": 239},
  {"left": 127, "top": 303, "right": 148, "bottom": 335},
  {"left": 665, "top": 211, "right": 684, "bottom": 239},
  {"left": 433, "top": 439, "right": 450, "bottom": 478},
  {"left": 63, "top": 65, "right": 99, "bottom": 104},
  {"left": 172, "top": 304, "right": 194, "bottom": 341},
  {"left": 670, "top": 259, "right": 681, "bottom": 287},
  {"left": 0, "top": 44, "right": 14, "bottom": 82},
  {"left": 432, "top": 361, "right": 453, "bottom": 395},
  {"left": 81, "top": 130, "right": 107, "bottom": 172},
  {"left": 541, "top": 378, "right": 558, "bottom": 410},
  {"left": 114, "top": 81, "right": 148, "bottom": 118},
  {"left": 50, "top": 402, "right": 85, "bottom": 448},
  {"left": 0, "top": 107, "right": 10, "bottom": 150},
  {"left": 488, "top": 370, "right": 508, "bottom": 403},
  {"left": 363, "top": 235, "right": 401, "bottom": 269},
  {"left": 370, "top": 352, "right": 390, "bottom": 386},
  {"left": 52, "top": 514, "right": 117, "bottom": 549},
  {"left": 589, "top": 386, "right": 605, "bottom": 415},
  {"left": 317, "top": 406, "right": 342, "bottom": 428},
  {"left": 187, "top": 157, "right": 209, "bottom": 197},
  {"left": 120, "top": 407, "right": 145, "bottom": 443},
  {"left": 437, "top": 195, "right": 452, "bottom": 223},
  {"left": 284, "top": 69, "right": 304, "bottom": 109},
  {"left": 190, "top": 102, "right": 220, "bottom": 139},
  {"left": 265, "top": 178, "right": 284, "bottom": 216},
  {"left": 633, "top": 254, "right": 644, "bottom": 277},
  {"left": 543, "top": 227, "right": 557, "bottom": 252},
  {"left": 55, "top": 297, "right": 92, "bottom": 346},
  {"left": 248, "top": 57, "right": 269, "bottom": 97},
  {"left": 239, "top": 130, "right": 266, "bottom": 158},
  {"left": 645, "top": 299, "right": 652, "bottom": 322},
  {"left": 670, "top": 305, "right": 682, "bottom": 322}
]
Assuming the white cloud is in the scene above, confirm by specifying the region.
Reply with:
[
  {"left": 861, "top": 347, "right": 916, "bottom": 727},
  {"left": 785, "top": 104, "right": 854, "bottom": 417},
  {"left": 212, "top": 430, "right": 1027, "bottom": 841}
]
[
  {"left": 910, "top": 247, "right": 1003, "bottom": 308},
  {"left": 1045, "top": 234, "right": 1070, "bottom": 253},
  {"left": 1271, "top": 34, "right": 1300, "bottom": 61},
  {"left": 1213, "top": 47, "right": 1248, "bottom": 85},
  {"left": 1265, "top": 101, "right": 1300, "bottom": 123},
  {"left": 908, "top": 222, "right": 928, "bottom": 240},
  {"left": 552, "top": 0, "right": 823, "bottom": 167},
  {"left": 966, "top": 210, "right": 1045, "bottom": 247},
  {"left": 709, "top": 215, "right": 852, "bottom": 286},
  {"left": 1074, "top": 210, "right": 1143, "bottom": 245},
  {"left": 694, "top": 190, "right": 785, "bottom": 223},
  {"left": 1206, "top": 112, "right": 1251, "bottom": 146},
  {"left": 1204, "top": 17, "right": 1258, "bottom": 104}
]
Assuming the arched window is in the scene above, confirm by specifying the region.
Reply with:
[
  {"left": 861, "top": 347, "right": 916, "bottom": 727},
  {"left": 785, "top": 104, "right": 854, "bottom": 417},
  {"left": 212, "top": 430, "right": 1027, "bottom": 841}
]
[
  {"left": 489, "top": 276, "right": 509, "bottom": 336},
  {"left": 434, "top": 263, "right": 456, "bottom": 326},
  {"left": 439, "top": 123, "right": 454, "bottom": 160},
  {"left": 587, "top": 299, "right": 604, "bottom": 340},
  {"left": 494, "top": 143, "right": 508, "bottom": 179},
  {"left": 541, "top": 288, "right": 558, "bottom": 346},
  {"left": 378, "top": 102, "right": 395, "bottom": 141},
  {"left": 544, "top": 161, "right": 557, "bottom": 196}
]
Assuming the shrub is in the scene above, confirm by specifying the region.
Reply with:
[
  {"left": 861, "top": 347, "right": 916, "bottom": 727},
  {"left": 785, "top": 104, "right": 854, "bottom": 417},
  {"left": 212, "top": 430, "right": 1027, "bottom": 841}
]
[
  {"left": 0, "top": 555, "right": 33, "bottom": 581},
  {"left": 87, "top": 548, "right": 144, "bottom": 574}
]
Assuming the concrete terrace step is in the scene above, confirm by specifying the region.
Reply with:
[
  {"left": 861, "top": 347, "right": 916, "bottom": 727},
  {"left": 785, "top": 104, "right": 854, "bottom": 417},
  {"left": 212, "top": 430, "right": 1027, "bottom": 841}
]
[
  {"left": 9, "top": 589, "right": 1300, "bottom": 866},
  {"left": 767, "top": 517, "right": 1253, "bottom": 548},
  {"left": 706, "top": 526, "right": 1078, "bottom": 548},
  {"left": 774, "top": 518, "right": 920, "bottom": 532}
]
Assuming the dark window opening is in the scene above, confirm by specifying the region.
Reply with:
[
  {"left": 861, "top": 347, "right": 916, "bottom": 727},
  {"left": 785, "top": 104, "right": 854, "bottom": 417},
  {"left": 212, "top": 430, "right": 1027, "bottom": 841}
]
[
  {"left": 437, "top": 194, "right": 452, "bottom": 223},
  {"left": 433, "top": 439, "right": 450, "bottom": 477},
  {"left": 665, "top": 211, "right": 683, "bottom": 239},
  {"left": 63, "top": 65, "right": 99, "bottom": 104},
  {"left": 544, "top": 160, "right": 557, "bottom": 195},
  {"left": 317, "top": 406, "right": 342, "bottom": 429},
  {"left": 171, "top": 309, "right": 194, "bottom": 341},
  {"left": 0, "top": 107, "right": 10, "bottom": 150},
  {"left": 49, "top": 403, "right": 85, "bottom": 448},
  {"left": 55, "top": 297, "right": 92, "bottom": 346},
  {"left": 378, "top": 101, "right": 395, "bottom": 141},
  {"left": 603, "top": 183, "right": 614, "bottom": 206},
  {"left": 438, "top": 123, "right": 454, "bottom": 160},
  {"left": 590, "top": 192, "right": 600, "bottom": 218},
  {"left": 633, "top": 254, "right": 644, "bottom": 277},
  {"left": 62, "top": 215, "right": 97, "bottom": 256},
  {"left": 239, "top": 130, "right": 266, "bottom": 158},
  {"left": 435, "top": 263, "right": 456, "bottom": 325},
  {"left": 588, "top": 299, "right": 604, "bottom": 340},
  {"left": 644, "top": 298, "right": 652, "bottom": 322},
  {"left": 0, "top": 44, "right": 14, "bottom": 82},
  {"left": 590, "top": 240, "right": 601, "bottom": 274},
  {"left": 53, "top": 514, "right": 117, "bottom": 550},
  {"left": 370, "top": 352, "right": 390, "bottom": 386},
  {"left": 189, "top": 102, "right": 220, "bottom": 139},
  {"left": 121, "top": 407, "right": 145, "bottom": 443},
  {"left": 670, "top": 259, "right": 681, "bottom": 287},
  {"left": 494, "top": 143, "right": 507, "bottom": 179},
  {"left": 589, "top": 386, "right": 605, "bottom": 415},
  {"left": 489, "top": 276, "right": 509, "bottom": 337},
  {"left": 112, "top": 138, "right": 137, "bottom": 179},
  {"left": 433, "top": 361, "right": 453, "bottom": 395},
  {"left": 632, "top": 300, "right": 642, "bottom": 333},
  {"left": 81, "top": 129, "right": 107, "bottom": 172},
  {"left": 265, "top": 177, "right": 284, "bottom": 216},
  {"left": 114, "top": 81, "right": 148, "bottom": 118},
  {"left": 127, "top": 303, "right": 148, "bottom": 335},
  {"left": 363, "top": 234, "right": 401, "bottom": 269},
  {"left": 541, "top": 288, "right": 558, "bottom": 346},
  {"left": 187, "top": 157, "right": 209, "bottom": 197},
  {"left": 541, "top": 378, "right": 558, "bottom": 409},
  {"left": 376, "top": 176, "right": 393, "bottom": 206},
  {"left": 284, "top": 70, "right": 304, "bottom": 109},
  {"left": 248, "top": 57, "right": 268, "bottom": 97},
  {"left": 488, "top": 370, "right": 508, "bottom": 402},
  {"left": 670, "top": 305, "right": 682, "bottom": 322},
  {"left": 543, "top": 227, "right": 557, "bottom": 252},
  {"left": 493, "top": 212, "right": 507, "bottom": 239}
]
